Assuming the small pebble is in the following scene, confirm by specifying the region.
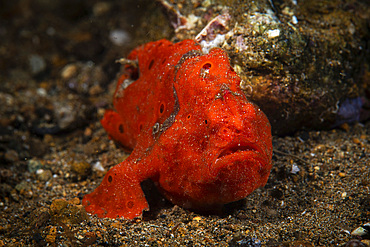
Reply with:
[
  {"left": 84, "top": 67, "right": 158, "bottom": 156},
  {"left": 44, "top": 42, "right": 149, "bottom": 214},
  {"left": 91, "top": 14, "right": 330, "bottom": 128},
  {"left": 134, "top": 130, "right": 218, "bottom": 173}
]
[
  {"left": 109, "top": 29, "right": 130, "bottom": 46},
  {"left": 352, "top": 138, "right": 362, "bottom": 145},
  {"left": 313, "top": 144, "right": 326, "bottom": 152},
  {"left": 15, "top": 181, "right": 31, "bottom": 192},
  {"left": 10, "top": 189, "right": 19, "bottom": 202},
  {"left": 29, "top": 54, "right": 46, "bottom": 75},
  {"left": 28, "top": 159, "right": 44, "bottom": 172},
  {"left": 292, "top": 15, "right": 298, "bottom": 24},
  {"left": 61, "top": 64, "right": 78, "bottom": 80},
  {"left": 267, "top": 29, "right": 280, "bottom": 39},
  {"left": 339, "top": 172, "right": 346, "bottom": 177},
  {"left": 71, "top": 161, "right": 92, "bottom": 178},
  {"left": 36, "top": 169, "right": 53, "bottom": 181},
  {"left": 93, "top": 2, "right": 111, "bottom": 16},
  {"left": 352, "top": 223, "right": 370, "bottom": 239},
  {"left": 4, "top": 149, "right": 19, "bottom": 163},
  {"left": 339, "top": 123, "right": 351, "bottom": 132},
  {"left": 192, "top": 216, "right": 202, "bottom": 222},
  {"left": 84, "top": 127, "right": 92, "bottom": 137},
  {"left": 89, "top": 84, "right": 104, "bottom": 95},
  {"left": 290, "top": 164, "right": 300, "bottom": 174},
  {"left": 92, "top": 161, "right": 105, "bottom": 172}
]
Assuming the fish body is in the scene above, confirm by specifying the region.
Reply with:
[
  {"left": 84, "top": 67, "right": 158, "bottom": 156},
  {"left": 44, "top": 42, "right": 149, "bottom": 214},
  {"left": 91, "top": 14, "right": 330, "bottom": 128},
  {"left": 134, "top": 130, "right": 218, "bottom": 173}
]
[{"left": 82, "top": 39, "right": 273, "bottom": 219}]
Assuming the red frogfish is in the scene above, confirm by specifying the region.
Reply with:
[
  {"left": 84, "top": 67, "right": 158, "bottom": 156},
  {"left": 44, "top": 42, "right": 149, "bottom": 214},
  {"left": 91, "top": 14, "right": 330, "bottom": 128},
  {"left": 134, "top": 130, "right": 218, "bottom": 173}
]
[{"left": 82, "top": 39, "right": 273, "bottom": 219}]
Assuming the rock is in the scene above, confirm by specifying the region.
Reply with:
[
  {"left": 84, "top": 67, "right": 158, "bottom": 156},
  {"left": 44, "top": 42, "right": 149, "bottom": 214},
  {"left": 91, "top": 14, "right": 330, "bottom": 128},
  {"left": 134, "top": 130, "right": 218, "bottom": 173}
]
[
  {"left": 29, "top": 54, "right": 47, "bottom": 75},
  {"left": 71, "top": 161, "right": 91, "bottom": 180},
  {"left": 60, "top": 64, "right": 78, "bottom": 80},
  {"left": 49, "top": 198, "right": 88, "bottom": 224},
  {"left": 157, "top": 0, "right": 369, "bottom": 135},
  {"left": 344, "top": 239, "right": 368, "bottom": 247},
  {"left": 15, "top": 181, "right": 33, "bottom": 199},
  {"left": 352, "top": 222, "right": 370, "bottom": 239},
  {"left": 109, "top": 29, "right": 131, "bottom": 46},
  {"left": 28, "top": 159, "right": 45, "bottom": 173},
  {"left": 4, "top": 149, "right": 19, "bottom": 163},
  {"left": 36, "top": 169, "right": 53, "bottom": 181}
]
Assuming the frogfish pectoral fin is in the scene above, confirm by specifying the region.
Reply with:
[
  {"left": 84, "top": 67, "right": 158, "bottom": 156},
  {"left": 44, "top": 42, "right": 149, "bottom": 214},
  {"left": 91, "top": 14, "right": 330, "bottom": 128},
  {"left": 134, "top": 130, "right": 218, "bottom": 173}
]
[{"left": 82, "top": 163, "right": 148, "bottom": 219}]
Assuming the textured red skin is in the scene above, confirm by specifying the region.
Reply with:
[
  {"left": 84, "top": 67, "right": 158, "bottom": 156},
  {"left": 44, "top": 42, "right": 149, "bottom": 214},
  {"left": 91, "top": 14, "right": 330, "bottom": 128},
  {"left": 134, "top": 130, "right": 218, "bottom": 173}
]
[{"left": 82, "top": 39, "right": 273, "bottom": 219}]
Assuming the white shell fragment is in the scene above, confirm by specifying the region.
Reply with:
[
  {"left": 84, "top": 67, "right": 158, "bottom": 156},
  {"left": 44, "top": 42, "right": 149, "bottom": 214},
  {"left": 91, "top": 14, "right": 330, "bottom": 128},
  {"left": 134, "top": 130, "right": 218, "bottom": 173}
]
[{"left": 267, "top": 29, "right": 280, "bottom": 39}]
